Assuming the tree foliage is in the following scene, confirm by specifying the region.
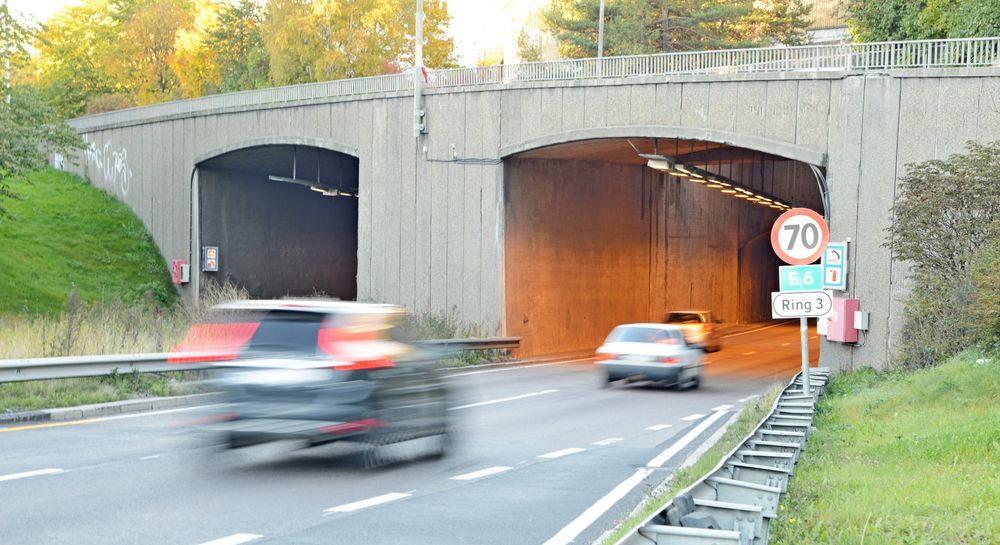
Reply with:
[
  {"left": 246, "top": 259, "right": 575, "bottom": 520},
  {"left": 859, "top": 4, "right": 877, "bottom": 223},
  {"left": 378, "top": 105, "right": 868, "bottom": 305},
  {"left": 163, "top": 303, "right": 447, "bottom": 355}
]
[
  {"left": 542, "top": 0, "right": 811, "bottom": 58},
  {"left": 886, "top": 141, "right": 1000, "bottom": 367},
  {"left": 847, "top": 0, "right": 1000, "bottom": 42},
  {"left": 29, "top": 0, "right": 457, "bottom": 116}
]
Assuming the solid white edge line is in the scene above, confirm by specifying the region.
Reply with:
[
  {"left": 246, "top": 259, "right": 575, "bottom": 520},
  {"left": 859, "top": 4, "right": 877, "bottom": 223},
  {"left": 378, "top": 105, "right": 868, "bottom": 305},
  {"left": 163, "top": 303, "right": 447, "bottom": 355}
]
[
  {"left": 645, "top": 424, "right": 673, "bottom": 431},
  {"left": 541, "top": 410, "right": 731, "bottom": 545},
  {"left": 443, "top": 357, "right": 595, "bottom": 378},
  {"left": 0, "top": 468, "right": 66, "bottom": 482},
  {"left": 449, "top": 466, "right": 513, "bottom": 481},
  {"left": 541, "top": 467, "right": 654, "bottom": 545},
  {"left": 324, "top": 492, "right": 412, "bottom": 513},
  {"left": 448, "top": 389, "right": 558, "bottom": 411},
  {"left": 711, "top": 404, "right": 734, "bottom": 411},
  {"left": 647, "top": 409, "right": 730, "bottom": 468},
  {"left": 194, "top": 533, "right": 262, "bottom": 545},
  {"left": 593, "top": 438, "right": 624, "bottom": 446},
  {"left": 680, "top": 414, "right": 706, "bottom": 421},
  {"left": 538, "top": 447, "right": 586, "bottom": 459}
]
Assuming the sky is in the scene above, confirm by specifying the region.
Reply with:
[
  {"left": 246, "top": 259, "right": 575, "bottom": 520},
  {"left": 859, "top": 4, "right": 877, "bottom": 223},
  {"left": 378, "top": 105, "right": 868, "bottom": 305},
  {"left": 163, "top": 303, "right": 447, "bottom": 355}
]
[{"left": 6, "top": 0, "right": 545, "bottom": 67}]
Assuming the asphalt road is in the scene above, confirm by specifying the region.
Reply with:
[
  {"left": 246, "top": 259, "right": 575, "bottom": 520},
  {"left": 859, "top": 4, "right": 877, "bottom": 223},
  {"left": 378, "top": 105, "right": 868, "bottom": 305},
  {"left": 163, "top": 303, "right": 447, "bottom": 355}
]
[{"left": 1, "top": 322, "right": 818, "bottom": 545}]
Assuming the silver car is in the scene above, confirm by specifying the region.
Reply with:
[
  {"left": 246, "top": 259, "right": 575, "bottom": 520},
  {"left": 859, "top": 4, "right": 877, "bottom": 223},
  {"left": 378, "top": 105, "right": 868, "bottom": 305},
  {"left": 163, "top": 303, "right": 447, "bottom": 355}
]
[
  {"left": 176, "top": 300, "right": 451, "bottom": 467},
  {"left": 664, "top": 310, "right": 723, "bottom": 352},
  {"left": 596, "top": 323, "right": 704, "bottom": 389}
]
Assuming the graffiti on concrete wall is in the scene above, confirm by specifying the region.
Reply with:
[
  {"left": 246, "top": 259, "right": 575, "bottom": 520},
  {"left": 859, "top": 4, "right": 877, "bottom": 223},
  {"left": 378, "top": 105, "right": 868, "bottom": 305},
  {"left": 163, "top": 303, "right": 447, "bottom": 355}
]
[{"left": 83, "top": 135, "right": 133, "bottom": 196}]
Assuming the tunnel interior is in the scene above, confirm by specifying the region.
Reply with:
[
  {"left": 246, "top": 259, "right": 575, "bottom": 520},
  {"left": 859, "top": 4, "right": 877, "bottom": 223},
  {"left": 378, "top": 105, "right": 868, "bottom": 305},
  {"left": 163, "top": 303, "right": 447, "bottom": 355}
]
[
  {"left": 504, "top": 138, "right": 824, "bottom": 356},
  {"left": 198, "top": 145, "right": 359, "bottom": 300}
]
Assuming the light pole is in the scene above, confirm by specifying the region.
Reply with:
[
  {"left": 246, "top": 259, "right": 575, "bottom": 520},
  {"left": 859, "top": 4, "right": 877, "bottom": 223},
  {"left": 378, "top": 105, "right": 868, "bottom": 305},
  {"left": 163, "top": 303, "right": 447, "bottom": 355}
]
[
  {"left": 597, "top": 0, "right": 605, "bottom": 59},
  {"left": 413, "top": 0, "right": 424, "bottom": 137},
  {"left": 3, "top": 0, "right": 10, "bottom": 105}
]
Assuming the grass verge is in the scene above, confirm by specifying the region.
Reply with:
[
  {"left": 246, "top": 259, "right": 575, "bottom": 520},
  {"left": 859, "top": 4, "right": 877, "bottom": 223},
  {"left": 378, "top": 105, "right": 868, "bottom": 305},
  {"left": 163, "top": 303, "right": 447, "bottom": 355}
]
[
  {"left": 0, "top": 370, "right": 209, "bottom": 413},
  {"left": 598, "top": 382, "right": 785, "bottom": 545},
  {"left": 770, "top": 353, "right": 1000, "bottom": 544}
]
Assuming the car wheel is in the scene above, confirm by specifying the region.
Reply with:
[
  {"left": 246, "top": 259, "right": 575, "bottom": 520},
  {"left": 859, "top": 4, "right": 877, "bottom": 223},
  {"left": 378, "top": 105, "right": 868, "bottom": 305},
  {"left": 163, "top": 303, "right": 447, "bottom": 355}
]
[{"left": 602, "top": 372, "right": 617, "bottom": 388}]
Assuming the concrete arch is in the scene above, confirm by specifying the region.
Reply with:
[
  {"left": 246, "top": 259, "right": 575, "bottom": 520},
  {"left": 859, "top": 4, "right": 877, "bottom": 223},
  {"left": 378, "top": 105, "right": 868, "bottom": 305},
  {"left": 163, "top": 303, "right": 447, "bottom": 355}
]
[
  {"left": 499, "top": 126, "right": 828, "bottom": 167},
  {"left": 193, "top": 135, "right": 359, "bottom": 165}
]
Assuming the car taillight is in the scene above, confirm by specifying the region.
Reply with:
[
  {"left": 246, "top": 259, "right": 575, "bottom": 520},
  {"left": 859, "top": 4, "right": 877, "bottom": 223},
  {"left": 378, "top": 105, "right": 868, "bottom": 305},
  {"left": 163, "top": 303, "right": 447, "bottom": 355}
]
[
  {"left": 659, "top": 357, "right": 680, "bottom": 364},
  {"left": 330, "top": 357, "right": 394, "bottom": 371},
  {"left": 595, "top": 353, "right": 613, "bottom": 361},
  {"left": 704, "top": 323, "right": 713, "bottom": 332},
  {"left": 320, "top": 418, "right": 382, "bottom": 435}
]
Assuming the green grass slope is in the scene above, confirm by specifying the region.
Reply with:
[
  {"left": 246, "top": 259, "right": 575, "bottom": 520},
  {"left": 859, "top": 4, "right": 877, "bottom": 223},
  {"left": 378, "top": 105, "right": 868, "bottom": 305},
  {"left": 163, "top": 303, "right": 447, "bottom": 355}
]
[
  {"left": 772, "top": 354, "right": 1000, "bottom": 544},
  {"left": 0, "top": 169, "right": 176, "bottom": 314}
]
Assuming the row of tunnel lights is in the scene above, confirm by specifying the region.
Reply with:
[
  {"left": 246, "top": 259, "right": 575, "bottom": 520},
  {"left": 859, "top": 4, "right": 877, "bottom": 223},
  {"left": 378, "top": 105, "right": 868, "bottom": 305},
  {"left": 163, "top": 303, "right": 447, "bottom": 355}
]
[{"left": 645, "top": 157, "right": 792, "bottom": 211}]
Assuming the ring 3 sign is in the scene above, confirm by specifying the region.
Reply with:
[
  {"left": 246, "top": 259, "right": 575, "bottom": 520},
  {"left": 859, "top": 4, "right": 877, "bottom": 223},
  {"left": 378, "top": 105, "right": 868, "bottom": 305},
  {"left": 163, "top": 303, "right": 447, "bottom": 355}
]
[{"left": 771, "top": 208, "right": 831, "bottom": 319}]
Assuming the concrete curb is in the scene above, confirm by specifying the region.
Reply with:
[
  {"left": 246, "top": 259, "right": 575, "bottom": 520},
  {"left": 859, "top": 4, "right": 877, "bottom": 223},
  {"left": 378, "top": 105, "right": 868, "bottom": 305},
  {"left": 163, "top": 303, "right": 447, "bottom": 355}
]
[{"left": 0, "top": 392, "right": 226, "bottom": 426}]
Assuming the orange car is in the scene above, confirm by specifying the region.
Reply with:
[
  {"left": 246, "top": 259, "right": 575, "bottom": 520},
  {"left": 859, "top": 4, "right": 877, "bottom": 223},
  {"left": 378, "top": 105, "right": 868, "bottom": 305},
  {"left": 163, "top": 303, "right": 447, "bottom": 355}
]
[{"left": 664, "top": 310, "right": 722, "bottom": 352}]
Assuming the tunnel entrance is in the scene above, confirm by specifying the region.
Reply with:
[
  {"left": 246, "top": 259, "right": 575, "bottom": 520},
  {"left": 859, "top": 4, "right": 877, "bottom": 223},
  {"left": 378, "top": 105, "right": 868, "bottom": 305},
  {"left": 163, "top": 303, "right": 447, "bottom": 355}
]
[
  {"left": 504, "top": 138, "right": 824, "bottom": 356},
  {"left": 197, "top": 144, "right": 359, "bottom": 299}
]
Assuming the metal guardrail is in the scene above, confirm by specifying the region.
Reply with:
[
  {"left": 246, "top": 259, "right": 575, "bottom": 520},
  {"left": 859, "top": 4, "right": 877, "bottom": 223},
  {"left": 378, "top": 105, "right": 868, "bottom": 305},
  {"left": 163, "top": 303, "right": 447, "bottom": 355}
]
[
  {"left": 615, "top": 368, "right": 831, "bottom": 545},
  {"left": 71, "top": 37, "right": 1000, "bottom": 131},
  {"left": 0, "top": 337, "right": 521, "bottom": 383}
]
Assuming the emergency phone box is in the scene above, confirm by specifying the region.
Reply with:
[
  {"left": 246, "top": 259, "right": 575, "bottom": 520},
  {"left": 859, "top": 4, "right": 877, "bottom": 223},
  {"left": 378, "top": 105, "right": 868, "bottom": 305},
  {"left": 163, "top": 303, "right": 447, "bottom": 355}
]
[{"left": 827, "top": 297, "right": 860, "bottom": 343}]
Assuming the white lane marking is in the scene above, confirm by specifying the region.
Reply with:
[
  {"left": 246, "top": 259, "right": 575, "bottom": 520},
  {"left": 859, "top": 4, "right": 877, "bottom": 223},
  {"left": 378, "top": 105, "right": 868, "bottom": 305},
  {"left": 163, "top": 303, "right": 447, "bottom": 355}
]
[
  {"left": 681, "top": 414, "right": 706, "bottom": 421},
  {"left": 325, "top": 492, "right": 412, "bottom": 513},
  {"left": 647, "top": 409, "right": 730, "bottom": 468},
  {"left": 539, "top": 448, "right": 586, "bottom": 459},
  {"left": 541, "top": 467, "right": 653, "bottom": 545},
  {"left": 443, "top": 357, "right": 595, "bottom": 378},
  {"left": 711, "top": 404, "right": 734, "bottom": 411},
  {"left": 140, "top": 455, "right": 161, "bottom": 460},
  {"left": 0, "top": 468, "right": 65, "bottom": 482},
  {"left": 781, "top": 343, "right": 791, "bottom": 347},
  {"left": 448, "top": 389, "right": 558, "bottom": 411},
  {"left": 543, "top": 409, "right": 731, "bottom": 545},
  {"left": 743, "top": 351, "right": 758, "bottom": 356},
  {"left": 593, "top": 438, "right": 623, "bottom": 446},
  {"left": 810, "top": 336, "right": 818, "bottom": 340},
  {"left": 194, "top": 533, "right": 262, "bottom": 545},
  {"left": 645, "top": 424, "right": 673, "bottom": 431},
  {"left": 450, "top": 466, "right": 513, "bottom": 481},
  {"left": 738, "top": 395, "right": 761, "bottom": 403},
  {"left": 722, "top": 321, "right": 788, "bottom": 338}
]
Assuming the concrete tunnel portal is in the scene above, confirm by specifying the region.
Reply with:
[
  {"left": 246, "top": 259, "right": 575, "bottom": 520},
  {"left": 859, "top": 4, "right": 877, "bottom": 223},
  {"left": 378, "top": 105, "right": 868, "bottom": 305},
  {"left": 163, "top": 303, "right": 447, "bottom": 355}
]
[
  {"left": 196, "top": 144, "right": 360, "bottom": 300},
  {"left": 504, "top": 138, "right": 825, "bottom": 356}
]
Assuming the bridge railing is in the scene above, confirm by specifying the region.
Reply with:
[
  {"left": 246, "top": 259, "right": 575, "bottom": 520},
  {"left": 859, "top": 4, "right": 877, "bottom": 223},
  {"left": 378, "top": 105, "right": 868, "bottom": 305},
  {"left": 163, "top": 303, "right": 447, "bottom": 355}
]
[{"left": 71, "top": 37, "right": 1000, "bottom": 130}]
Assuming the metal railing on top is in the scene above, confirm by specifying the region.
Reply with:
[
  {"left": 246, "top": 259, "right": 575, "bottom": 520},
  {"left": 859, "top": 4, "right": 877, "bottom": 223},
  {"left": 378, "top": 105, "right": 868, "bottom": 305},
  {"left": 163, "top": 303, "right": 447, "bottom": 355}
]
[{"left": 70, "top": 37, "right": 1000, "bottom": 131}]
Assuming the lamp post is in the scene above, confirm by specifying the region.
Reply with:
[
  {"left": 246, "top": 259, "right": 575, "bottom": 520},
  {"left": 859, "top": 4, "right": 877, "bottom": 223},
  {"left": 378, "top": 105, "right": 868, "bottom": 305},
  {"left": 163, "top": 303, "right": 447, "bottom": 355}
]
[
  {"left": 3, "top": 0, "right": 10, "bottom": 105},
  {"left": 597, "top": 0, "right": 605, "bottom": 59},
  {"left": 413, "top": 0, "right": 424, "bottom": 137}
]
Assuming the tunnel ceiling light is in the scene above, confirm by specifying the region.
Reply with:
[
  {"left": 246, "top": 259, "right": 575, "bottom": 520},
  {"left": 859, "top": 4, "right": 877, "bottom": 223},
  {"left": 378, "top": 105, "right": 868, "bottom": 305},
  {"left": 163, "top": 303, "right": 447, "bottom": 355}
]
[
  {"left": 733, "top": 194, "right": 749, "bottom": 198},
  {"left": 721, "top": 189, "right": 737, "bottom": 194},
  {"left": 647, "top": 158, "right": 673, "bottom": 171},
  {"left": 687, "top": 177, "right": 707, "bottom": 183},
  {"left": 706, "top": 183, "right": 724, "bottom": 188},
  {"left": 639, "top": 150, "right": 790, "bottom": 209}
]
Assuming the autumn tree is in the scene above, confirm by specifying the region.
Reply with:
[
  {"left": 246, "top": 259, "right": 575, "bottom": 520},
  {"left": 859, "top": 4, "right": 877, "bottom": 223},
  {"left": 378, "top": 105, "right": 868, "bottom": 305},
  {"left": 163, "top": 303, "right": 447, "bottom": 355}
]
[
  {"left": 119, "top": 0, "right": 193, "bottom": 103},
  {"left": 206, "top": 0, "right": 270, "bottom": 91},
  {"left": 171, "top": 0, "right": 223, "bottom": 97}
]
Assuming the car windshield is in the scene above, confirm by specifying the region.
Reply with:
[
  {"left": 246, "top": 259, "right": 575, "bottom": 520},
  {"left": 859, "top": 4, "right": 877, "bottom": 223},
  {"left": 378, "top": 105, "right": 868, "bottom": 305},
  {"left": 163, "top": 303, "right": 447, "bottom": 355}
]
[
  {"left": 605, "top": 326, "right": 679, "bottom": 344},
  {"left": 665, "top": 312, "right": 704, "bottom": 324}
]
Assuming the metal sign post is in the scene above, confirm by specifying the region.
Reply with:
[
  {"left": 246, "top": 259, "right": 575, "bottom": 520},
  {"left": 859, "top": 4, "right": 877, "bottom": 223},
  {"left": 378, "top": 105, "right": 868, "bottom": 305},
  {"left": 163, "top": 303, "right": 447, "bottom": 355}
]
[{"left": 771, "top": 208, "right": 830, "bottom": 396}]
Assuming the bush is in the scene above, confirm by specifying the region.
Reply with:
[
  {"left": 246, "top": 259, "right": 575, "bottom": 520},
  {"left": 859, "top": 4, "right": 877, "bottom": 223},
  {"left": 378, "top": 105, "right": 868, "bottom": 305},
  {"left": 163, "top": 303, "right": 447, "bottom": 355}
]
[{"left": 886, "top": 141, "right": 1000, "bottom": 368}]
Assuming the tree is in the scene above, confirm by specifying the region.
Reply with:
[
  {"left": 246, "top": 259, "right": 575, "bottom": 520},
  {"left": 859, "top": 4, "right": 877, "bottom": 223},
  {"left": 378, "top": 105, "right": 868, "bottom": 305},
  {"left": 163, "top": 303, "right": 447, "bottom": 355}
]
[
  {"left": 847, "top": 0, "right": 1000, "bottom": 41},
  {"left": 542, "top": 0, "right": 810, "bottom": 58},
  {"left": 170, "top": 0, "right": 223, "bottom": 98},
  {"left": 206, "top": 0, "right": 270, "bottom": 92},
  {"left": 886, "top": 141, "right": 1000, "bottom": 367},
  {"left": 119, "top": 0, "right": 194, "bottom": 103}
]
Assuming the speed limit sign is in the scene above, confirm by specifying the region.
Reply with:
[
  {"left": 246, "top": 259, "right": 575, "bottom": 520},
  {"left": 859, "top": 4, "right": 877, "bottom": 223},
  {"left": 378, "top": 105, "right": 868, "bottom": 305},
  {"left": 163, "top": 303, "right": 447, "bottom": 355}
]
[{"left": 771, "top": 208, "right": 829, "bottom": 265}]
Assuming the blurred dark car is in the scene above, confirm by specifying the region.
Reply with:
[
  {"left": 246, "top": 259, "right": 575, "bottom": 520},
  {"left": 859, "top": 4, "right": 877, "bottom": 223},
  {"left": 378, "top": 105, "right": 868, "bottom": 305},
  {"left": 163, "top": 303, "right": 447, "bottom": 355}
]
[
  {"left": 171, "top": 300, "right": 450, "bottom": 467},
  {"left": 664, "top": 310, "right": 722, "bottom": 352},
  {"left": 595, "top": 323, "right": 703, "bottom": 389}
]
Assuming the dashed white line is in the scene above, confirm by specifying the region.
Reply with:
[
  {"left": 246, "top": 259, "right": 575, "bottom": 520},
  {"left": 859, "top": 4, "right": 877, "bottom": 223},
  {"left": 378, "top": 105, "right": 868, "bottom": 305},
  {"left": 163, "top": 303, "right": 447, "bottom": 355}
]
[
  {"left": 194, "top": 533, "right": 262, "bottom": 545},
  {"left": 450, "top": 466, "right": 513, "bottom": 481},
  {"left": 325, "top": 492, "right": 412, "bottom": 513},
  {"left": 781, "top": 342, "right": 791, "bottom": 347},
  {"left": 0, "top": 468, "right": 65, "bottom": 482},
  {"left": 140, "top": 455, "right": 161, "bottom": 460},
  {"left": 645, "top": 424, "right": 673, "bottom": 431},
  {"left": 448, "top": 389, "right": 558, "bottom": 411},
  {"left": 443, "top": 357, "right": 594, "bottom": 378},
  {"left": 738, "top": 395, "right": 761, "bottom": 403},
  {"left": 743, "top": 351, "right": 758, "bottom": 356},
  {"left": 810, "top": 335, "right": 818, "bottom": 340},
  {"left": 711, "top": 404, "right": 734, "bottom": 411},
  {"left": 593, "top": 438, "right": 623, "bottom": 446},
  {"left": 681, "top": 414, "right": 706, "bottom": 421},
  {"left": 539, "top": 448, "right": 586, "bottom": 459},
  {"left": 543, "top": 409, "right": 731, "bottom": 545}
]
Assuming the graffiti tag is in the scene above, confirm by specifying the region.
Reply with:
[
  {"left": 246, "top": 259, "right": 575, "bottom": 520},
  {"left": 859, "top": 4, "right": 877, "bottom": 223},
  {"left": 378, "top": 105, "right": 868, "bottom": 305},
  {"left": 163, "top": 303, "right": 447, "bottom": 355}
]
[{"left": 84, "top": 135, "right": 133, "bottom": 196}]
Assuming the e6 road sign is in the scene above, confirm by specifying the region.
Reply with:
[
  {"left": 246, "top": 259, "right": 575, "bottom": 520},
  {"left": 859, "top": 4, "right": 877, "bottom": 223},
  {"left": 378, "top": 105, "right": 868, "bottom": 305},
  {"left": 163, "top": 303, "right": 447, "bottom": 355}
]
[
  {"left": 772, "top": 291, "right": 832, "bottom": 318},
  {"left": 771, "top": 208, "right": 829, "bottom": 265},
  {"left": 779, "top": 265, "right": 823, "bottom": 291}
]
